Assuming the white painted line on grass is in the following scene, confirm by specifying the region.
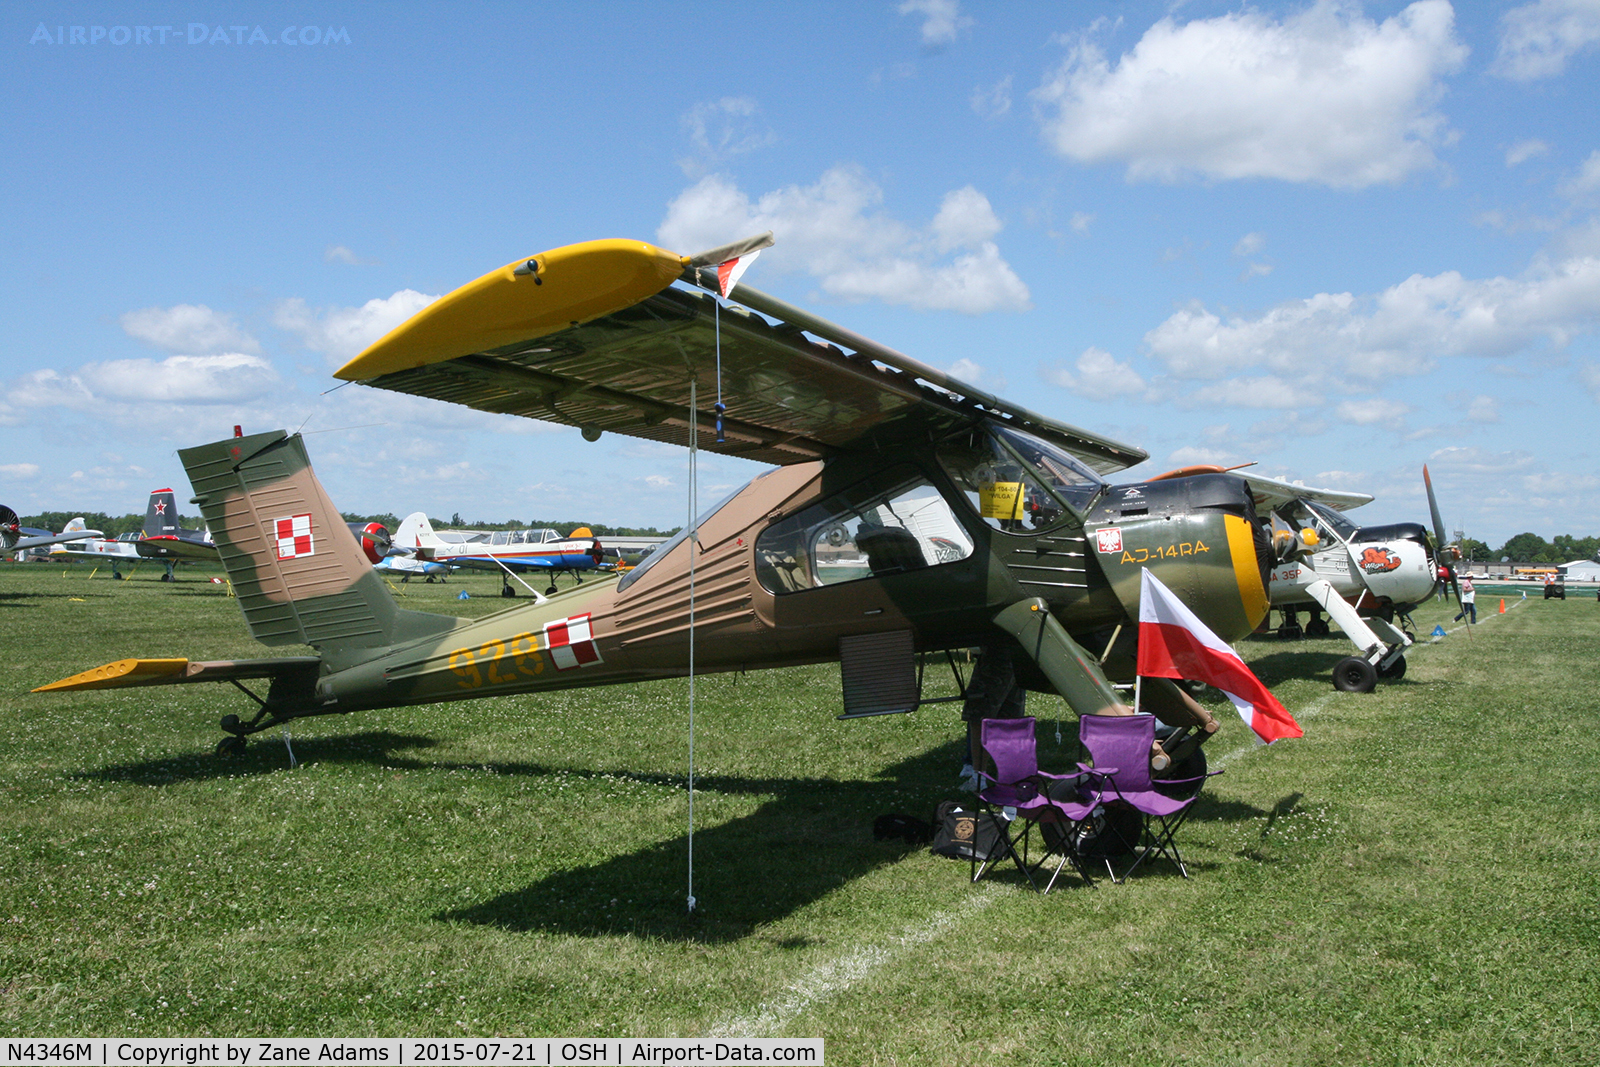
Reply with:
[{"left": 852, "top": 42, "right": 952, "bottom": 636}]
[{"left": 707, "top": 887, "right": 1000, "bottom": 1038}]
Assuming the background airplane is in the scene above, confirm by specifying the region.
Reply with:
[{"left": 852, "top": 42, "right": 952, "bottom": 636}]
[
  {"left": 1, "top": 506, "right": 103, "bottom": 559},
  {"left": 133, "top": 488, "right": 218, "bottom": 580},
  {"left": 1225, "top": 467, "right": 1453, "bottom": 693},
  {"left": 393, "top": 512, "right": 605, "bottom": 597}
]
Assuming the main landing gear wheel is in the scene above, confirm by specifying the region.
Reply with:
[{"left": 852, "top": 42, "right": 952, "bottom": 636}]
[
  {"left": 1377, "top": 655, "right": 1407, "bottom": 681},
  {"left": 215, "top": 736, "right": 248, "bottom": 757},
  {"left": 1277, "top": 623, "right": 1303, "bottom": 641},
  {"left": 1332, "top": 656, "right": 1378, "bottom": 693},
  {"left": 1305, "top": 617, "right": 1330, "bottom": 637}
]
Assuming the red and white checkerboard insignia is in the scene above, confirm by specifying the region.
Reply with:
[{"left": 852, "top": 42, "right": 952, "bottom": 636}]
[
  {"left": 1095, "top": 527, "right": 1123, "bottom": 554},
  {"left": 274, "top": 514, "right": 315, "bottom": 559},
  {"left": 543, "top": 612, "right": 602, "bottom": 670}
]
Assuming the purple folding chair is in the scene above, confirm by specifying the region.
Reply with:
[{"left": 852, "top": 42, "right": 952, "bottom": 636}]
[
  {"left": 1077, "top": 713, "right": 1221, "bottom": 880},
  {"left": 973, "top": 717, "right": 1104, "bottom": 892}
]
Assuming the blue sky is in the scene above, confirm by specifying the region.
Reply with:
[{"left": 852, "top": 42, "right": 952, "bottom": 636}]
[{"left": 3, "top": 1, "right": 1598, "bottom": 549}]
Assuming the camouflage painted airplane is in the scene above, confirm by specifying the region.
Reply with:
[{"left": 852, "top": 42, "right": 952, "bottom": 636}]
[{"left": 37, "top": 235, "right": 1301, "bottom": 771}]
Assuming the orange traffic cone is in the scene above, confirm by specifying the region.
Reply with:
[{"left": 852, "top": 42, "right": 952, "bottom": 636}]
[{"left": 1498, "top": 598, "right": 1506, "bottom": 614}]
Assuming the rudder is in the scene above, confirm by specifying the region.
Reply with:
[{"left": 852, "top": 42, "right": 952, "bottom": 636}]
[{"left": 180, "top": 430, "right": 456, "bottom": 657}]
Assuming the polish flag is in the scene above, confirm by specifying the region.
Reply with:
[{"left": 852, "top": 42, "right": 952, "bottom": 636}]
[
  {"left": 1136, "top": 568, "right": 1301, "bottom": 744},
  {"left": 716, "top": 249, "right": 760, "bottom": 297}
]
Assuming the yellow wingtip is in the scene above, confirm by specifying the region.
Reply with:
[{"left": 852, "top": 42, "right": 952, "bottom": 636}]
[{"left": 33, "top": 658, "right": 191, "bottom": 693}]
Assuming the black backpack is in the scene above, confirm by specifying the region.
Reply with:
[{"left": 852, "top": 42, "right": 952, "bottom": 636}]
[{"left": 929, "top": 800, "right": 1002, "bottom": 861}]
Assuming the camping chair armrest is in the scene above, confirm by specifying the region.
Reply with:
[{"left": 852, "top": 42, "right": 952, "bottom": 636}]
[{"left": 1153, "top": 768, "right": 1225, "bottom": 786}]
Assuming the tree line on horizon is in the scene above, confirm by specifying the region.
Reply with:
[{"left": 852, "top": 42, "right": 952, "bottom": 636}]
[{"left": 17, "top": 509, "right": 1597, "bottom": 562}]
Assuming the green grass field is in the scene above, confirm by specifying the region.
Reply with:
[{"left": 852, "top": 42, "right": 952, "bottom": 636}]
[{"left": 2, "top": 562, "right": 1597, "bottom": 1064}]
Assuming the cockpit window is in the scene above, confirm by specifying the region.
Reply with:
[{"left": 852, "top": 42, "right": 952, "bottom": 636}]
[
  {"left": 1301, "top": 500, "right": 1359, "bottom": 544},
  {"left": 754, "top": 468, "right": 973, "bottom": 595},
  {"left": 936, "top": 425, "right": 1105, "bottom": 532}
]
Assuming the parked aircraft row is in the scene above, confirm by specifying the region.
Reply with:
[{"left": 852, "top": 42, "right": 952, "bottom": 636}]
[
  {"left": 36, "top": 233, "right": 1464, "bottom": 780},
  {"left": 10, "top": 486, "right": 654, "bottom": 596}
]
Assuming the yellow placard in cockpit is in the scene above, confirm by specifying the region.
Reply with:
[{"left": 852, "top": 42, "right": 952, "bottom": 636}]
[{"left": 979, "top": 481, "right": 1025, "bottom": 521}]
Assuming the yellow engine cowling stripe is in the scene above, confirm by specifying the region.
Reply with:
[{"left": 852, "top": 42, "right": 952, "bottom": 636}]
[{"left": 1225, "top": 514, "right": 1269, "bottom": 628}]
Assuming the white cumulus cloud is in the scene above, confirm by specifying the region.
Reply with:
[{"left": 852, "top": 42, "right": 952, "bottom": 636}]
[
  {"left": 899, "top": 0, "right": 971, "bottom": 47},
  {"left": 1492, "top": 0, "right": 1600, "bottom": 80},
  {"left": 275, "top": 289, "right": 438, "bottom": 365},
  {"left": 1033, "top": 0, "right": 1467, "bottom": 187},
  {"left": 1042, "top": 346, "right": 1147, "bottom": 401},
  {"left": 1146, "top": 254, "right": 1600, "bottom": 396},
  {"left": 1505, "top": 138, "right": 1550, "bottom": 166},
  {"left": 657, "top": 168, "right": 1030, "bottom": 314},
  {"left": 120, "top": 304, "right": 259, "bottom": 355}
]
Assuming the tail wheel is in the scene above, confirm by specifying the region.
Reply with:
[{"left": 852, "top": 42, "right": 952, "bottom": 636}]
[{"left": 1332, "top": 656, "right": 1378, "bottom": 693}]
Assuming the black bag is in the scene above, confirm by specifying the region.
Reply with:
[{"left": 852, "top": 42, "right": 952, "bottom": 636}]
[{"left": 929, "top": 800, "right": 1002, "bottom": 861}]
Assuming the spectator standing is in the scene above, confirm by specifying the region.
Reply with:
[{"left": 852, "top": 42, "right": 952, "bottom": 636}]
[{"left": 1453, "top": 575, "right": 1477, "bottom": 624}]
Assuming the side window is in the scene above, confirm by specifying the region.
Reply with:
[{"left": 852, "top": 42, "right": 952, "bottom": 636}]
[{"left": 755, "top": 474, "right": 974, "bottom": 595}]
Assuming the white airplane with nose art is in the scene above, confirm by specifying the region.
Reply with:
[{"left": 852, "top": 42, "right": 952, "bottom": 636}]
[{"left": 1153, "top": 464, "right": 1456, "bottom": 693}]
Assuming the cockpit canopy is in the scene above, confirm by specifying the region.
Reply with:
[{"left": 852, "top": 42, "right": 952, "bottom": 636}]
[{"left": 936, "top": 424, "right": 1106, "bottom": 533}]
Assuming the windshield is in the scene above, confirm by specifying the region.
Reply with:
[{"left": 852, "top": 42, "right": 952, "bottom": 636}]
[
  {"left": 1301, "top": 500, "right": 1359, "bottom": 544},
  {"left": 615, "top": 487, "right": 736, "bottom": 592},
  {"left": 937, "top": 424, "right": 1105, "bottom": 532}
]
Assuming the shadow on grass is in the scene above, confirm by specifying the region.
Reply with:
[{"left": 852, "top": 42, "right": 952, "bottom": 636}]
[
  {"left": 79, "top": 730, "right": 445, "bottom": 782},
  {"left": 79, "top": 727, "right": 1275, "bottom": 943},
  {"left": 439, "top": 741, "right": 967, "bottom": 943},
  {"left": 0, "top": 590, "right": 107, "bottom": 607}
]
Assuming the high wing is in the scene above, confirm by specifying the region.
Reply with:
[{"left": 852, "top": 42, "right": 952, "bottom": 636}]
[
  {"left": 1231, "top": 471, "right": 1373, "bottom": 516},
  {"left": 334, "top": 238, "right": 1147, "bottom": 475}
]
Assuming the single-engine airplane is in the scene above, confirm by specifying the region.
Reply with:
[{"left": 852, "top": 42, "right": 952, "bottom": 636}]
[
  {"left": 393, "top": 512, "right": 603, "bottom": 597},
  {"left": 1160, "top": 465, "right": 1458, "bottom": 692},
  {"left": 38, "top": 235, "right": 1307, "bottom": 779},
  {"left": 1, "top": 507, "right": 104, "bottom": 557}
]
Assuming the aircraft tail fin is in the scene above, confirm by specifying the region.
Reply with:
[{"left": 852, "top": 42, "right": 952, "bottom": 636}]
[
  {"left": 145, "top": 489, "right": 180, "bottom": 537},
  {"left": 393, "top": 511, "right": 441, "bottom": 550},
  {"left": 180, "top": 431, "right": 456, "bottom": 656},
  {"left": 63, "top": 517, "right": 88, "bottom": 533}
]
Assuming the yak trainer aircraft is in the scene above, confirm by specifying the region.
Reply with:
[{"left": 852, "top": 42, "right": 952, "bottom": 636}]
[
  {"left": 38, "top": 235, "right": 1305, "bottom": 776},
  {"left": 391, "top": 512, "right": 604, "bottom": 598}
]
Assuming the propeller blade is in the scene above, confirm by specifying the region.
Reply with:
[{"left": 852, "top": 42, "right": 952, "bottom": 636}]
[
  {"left": 687, "top": 231, "right": 775, "bottom": 269},
  {"left": 1423, "top": 464, "right": 1463, "bottom": 607},
  {"left": 1423, "top": 464, "right": 1449, "bottom": 549}
]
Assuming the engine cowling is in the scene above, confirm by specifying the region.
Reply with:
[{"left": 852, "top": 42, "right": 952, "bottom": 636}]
[{"left": 346, "top": 521, "right": 391, "bottom": 565}]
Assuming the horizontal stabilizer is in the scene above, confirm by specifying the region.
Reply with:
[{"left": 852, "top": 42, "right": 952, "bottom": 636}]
[{"left": 34, "top": 656, "right": 321, "bottom": 693}]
